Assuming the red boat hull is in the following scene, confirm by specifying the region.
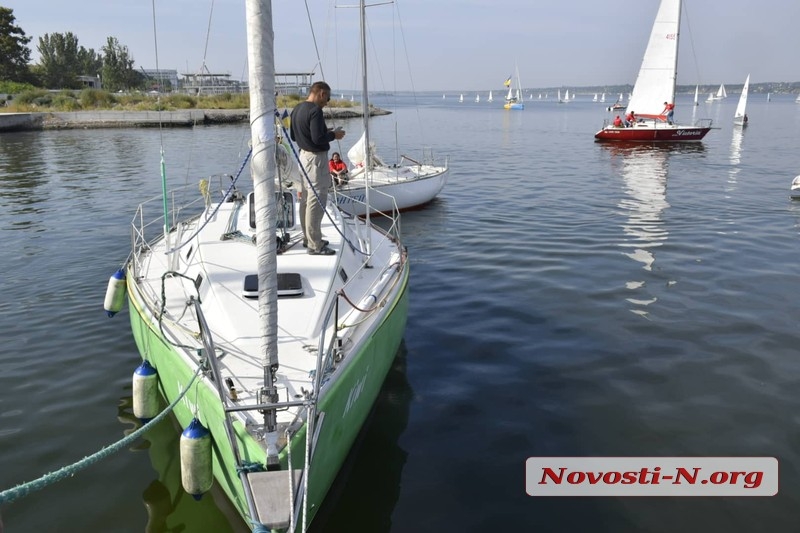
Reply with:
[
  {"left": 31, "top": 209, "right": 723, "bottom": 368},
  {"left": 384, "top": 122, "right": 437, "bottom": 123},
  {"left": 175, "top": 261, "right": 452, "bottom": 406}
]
[{"left": 595, "top": 124, "right": 711, "bottom": 142}]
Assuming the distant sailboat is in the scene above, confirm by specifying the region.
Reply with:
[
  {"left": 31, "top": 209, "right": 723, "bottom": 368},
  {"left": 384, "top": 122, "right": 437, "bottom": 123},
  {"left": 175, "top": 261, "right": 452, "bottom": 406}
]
[
  {"left": 459, "top": 93, "right": 464, "bottom": 103},
  {"left": 600, "top": 92, "right": 606, "bottom": 102},
  {"left": 488, "top": 90, "right": 493, "bottom": 102},
  {"left": 693, "top": 85, "right": 699, "bottom": 106},
  {"left": 734, "top": 74, "right": 750, "bottom": 127},
  {"left": 475, "top": 93, "right": 480, "bottom": 103},
  {"left": 593, "top": 93, "right": 598, "bottom": 102},
  {"left": 709, "top": 83, "right": 727, "bottom": 101},
  {"left": 503, "top": 66, "right": 525, "bottom": 110}
]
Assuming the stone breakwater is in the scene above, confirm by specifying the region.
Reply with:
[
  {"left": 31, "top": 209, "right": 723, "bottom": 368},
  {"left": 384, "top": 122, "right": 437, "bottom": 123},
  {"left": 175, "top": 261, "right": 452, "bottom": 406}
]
[{"left": 0, "top": 106, "right": 390, "bottom": 132}]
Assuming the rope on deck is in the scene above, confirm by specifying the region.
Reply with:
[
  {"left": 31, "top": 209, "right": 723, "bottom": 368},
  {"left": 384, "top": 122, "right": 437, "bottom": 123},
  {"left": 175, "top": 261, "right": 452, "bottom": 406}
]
[{"left": 0, "top": 364, "right": 203, "bottom": 504}]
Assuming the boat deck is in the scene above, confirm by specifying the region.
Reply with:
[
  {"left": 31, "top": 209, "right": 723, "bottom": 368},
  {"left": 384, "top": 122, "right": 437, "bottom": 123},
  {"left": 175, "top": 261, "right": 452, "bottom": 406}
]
[{"left": 131, "top": 191, "right": 401, "bottom": 428}]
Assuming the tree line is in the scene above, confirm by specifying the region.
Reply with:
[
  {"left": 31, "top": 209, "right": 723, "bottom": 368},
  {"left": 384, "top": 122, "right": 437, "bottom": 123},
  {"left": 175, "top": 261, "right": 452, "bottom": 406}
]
[{"left": 0, "top": 6, "right": 150, "bottom": 93}]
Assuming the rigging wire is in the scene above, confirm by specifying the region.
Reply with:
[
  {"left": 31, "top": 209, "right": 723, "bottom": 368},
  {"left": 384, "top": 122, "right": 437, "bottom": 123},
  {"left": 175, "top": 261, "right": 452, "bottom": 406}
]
[
  {"left": 304, "top": 0, "right": 326, "bottom": 81},
  {"left": 682, "top": 1, "right": 704, "bottom": 88},
  {"left": 202, "top": 0, "right": 216, "bottom": 71}
]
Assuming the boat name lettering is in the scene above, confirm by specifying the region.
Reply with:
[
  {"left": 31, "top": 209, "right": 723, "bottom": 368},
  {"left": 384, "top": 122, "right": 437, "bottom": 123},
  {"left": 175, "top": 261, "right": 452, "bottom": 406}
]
[
  {"left": 343, "top": 366, "right": 370, "bottom": 416},
  {"left": 337, "top": 195, "right": 365, "bottom": 204},
  {"left": 665, "top": 33, "right": 676, "bottom": 40}
]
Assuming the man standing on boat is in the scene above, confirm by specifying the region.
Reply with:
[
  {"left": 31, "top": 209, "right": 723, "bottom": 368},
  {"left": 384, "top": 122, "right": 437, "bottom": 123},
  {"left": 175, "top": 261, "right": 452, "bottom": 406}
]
[
  {"left": 290, "top": 81, "right": 345, "bottom": 256},
  {"left": 662, "top": 101, "right": 675, "bottom": 124}
]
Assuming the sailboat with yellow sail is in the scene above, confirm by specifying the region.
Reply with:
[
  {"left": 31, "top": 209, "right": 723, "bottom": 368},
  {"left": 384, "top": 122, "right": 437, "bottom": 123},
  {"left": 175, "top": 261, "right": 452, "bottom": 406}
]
[{"left": 503, "top": 66, "right": 525, "bottom": 110}]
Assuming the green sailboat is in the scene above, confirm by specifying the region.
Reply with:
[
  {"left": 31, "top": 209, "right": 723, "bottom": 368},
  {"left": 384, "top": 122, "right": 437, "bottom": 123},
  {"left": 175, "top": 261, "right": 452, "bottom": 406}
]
[{"left": 119, "top": 0, "right": 409, "bottom": 529}]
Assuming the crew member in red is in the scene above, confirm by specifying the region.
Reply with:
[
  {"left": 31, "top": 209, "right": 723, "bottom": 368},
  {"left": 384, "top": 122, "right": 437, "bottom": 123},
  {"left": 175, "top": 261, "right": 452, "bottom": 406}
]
[
  {"left": 662, "top": 101, "right": 675, "bottom": 124},
  {"left": 613, "top": 115, "right": 623, "bottom": 127},
  {"left": 329, "top": 152, "right": 349, "bottom": 185}
]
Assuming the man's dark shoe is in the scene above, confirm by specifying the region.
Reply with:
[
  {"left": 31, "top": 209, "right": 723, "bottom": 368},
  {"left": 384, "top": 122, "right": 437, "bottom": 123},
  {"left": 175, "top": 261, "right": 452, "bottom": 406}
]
[
  {"left": 303, "top": 239, "right": 328, "bottom": 248},
  {"left": 307, "top": 246, "right": 335, "bottom": 256}
]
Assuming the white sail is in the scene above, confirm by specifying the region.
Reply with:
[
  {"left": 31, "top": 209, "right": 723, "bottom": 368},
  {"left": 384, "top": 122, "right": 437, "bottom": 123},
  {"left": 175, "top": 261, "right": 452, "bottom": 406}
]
[
  {"left": 488, "top": 90, "right": 493, "bottom": 102},
  {"left": 693, "top": 85, "right": 699, "bottom": 105},
  {"left": 626, "top": 0, "right": 680, "bottom": 118},
  {"left": 734, "top": 74, "right": 750, "bottom": 124},
  {"left": 717, "top": 84, "right": 727, "bottom": 99}
]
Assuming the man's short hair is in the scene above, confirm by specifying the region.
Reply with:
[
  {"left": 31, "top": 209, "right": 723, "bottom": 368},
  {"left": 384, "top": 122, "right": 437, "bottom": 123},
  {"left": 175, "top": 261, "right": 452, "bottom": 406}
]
[{"left": 310, "top": 81, "right": 331, "bottom": 95}]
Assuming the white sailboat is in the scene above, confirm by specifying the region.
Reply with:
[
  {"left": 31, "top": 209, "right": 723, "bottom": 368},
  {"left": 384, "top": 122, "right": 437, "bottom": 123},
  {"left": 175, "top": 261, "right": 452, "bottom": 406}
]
[
  {"left": 708, "top": 83, "right": 727, "bottom": 101},
  {"left": 475, "top": 93, "right": 480, "bottom": 103},
  {"left": 593, "top": 93, "right": 598, "bottom": 102},
  {"left": 488, "top": 90, "right": 493, "bottom": 102},
  {"left": 791, "top": 175, "right": 800, "bottom": 199},
  {"left": 734, "top": 74, "right": 750, "bottom": 126},
  {"left": 459, "top": 93, "right": 464, "bottom": 103},
  {"left": 693, "top": 85, "right": 699, "bottom": 106},
  {"left": 330, "top": 0, "right": 448, "bottom": 216},
  {"left": 595, "top": 0, "right": 712, "bottom": 141},
  {"left": 600, "top": 92, "right": 606, "bottom": 102},
  {"left": 116, "top": 0, "right": 411, "bottom": 530}
]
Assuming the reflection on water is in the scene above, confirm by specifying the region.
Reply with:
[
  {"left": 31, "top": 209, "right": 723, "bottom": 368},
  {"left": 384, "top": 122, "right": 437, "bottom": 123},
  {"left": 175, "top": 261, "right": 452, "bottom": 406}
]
[
  {"left": 603, "top": 143, "right": 706, "bottom": 316},
  {"left": 727, "top": 126, "right": 745, "bottom": 193},
  {"left": 604, "top": 144, "right": 671, "bottom": 316}
]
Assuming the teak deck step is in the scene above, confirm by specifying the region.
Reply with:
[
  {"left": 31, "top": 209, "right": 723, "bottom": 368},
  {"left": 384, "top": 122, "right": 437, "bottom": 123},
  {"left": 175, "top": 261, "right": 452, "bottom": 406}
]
[{"left": 246, "top": 469, "right": 303, "bottom": 529}]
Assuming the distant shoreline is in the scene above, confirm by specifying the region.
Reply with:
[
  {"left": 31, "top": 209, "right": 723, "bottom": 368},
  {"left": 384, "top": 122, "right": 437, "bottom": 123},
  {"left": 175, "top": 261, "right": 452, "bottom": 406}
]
[{"left": 0, "top": 106, "right": 390, "bottom": 132}]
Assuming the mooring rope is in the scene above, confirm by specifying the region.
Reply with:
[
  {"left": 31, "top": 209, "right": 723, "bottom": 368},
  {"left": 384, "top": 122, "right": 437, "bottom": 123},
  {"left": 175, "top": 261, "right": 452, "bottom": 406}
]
[{"left": 0, "top": 364, "right": 204, "bottom": 504}]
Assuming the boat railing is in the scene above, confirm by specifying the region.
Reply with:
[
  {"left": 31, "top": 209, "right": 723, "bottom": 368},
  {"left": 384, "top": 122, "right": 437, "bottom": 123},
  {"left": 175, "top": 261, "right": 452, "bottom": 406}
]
[{"left": 129, "top": 176, "right": 236, "bottom": 278}]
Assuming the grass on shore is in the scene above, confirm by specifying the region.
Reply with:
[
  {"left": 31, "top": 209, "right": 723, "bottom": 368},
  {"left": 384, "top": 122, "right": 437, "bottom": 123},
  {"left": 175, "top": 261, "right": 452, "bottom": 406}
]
[{"left": 1, "top": 88, "right": 358, "bottom": 113}]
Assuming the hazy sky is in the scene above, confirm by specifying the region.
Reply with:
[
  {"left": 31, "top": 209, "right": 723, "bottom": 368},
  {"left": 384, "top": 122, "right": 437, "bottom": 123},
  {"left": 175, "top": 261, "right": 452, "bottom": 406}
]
[{"left": 6, "top": 0, "right": 800, "bottom": 92}]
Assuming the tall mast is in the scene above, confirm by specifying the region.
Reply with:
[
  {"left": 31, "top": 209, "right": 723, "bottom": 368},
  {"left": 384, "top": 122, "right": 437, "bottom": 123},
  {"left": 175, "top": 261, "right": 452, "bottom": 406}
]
[{"left": 245, "top": 0, "right": 280, "bottom": 466}]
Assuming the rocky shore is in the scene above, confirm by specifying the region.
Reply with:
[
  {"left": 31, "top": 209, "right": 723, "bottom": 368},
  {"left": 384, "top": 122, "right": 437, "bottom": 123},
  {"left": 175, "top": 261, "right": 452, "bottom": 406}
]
[{"left": 0, "top": 106, "right": 390, "bottom": 132}]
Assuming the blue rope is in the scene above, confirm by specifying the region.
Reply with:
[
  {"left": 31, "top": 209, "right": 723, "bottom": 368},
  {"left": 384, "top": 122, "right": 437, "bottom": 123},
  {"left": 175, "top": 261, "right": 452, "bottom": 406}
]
[{"left": 0, "top": 365, "right": 203, "bottom": 504}]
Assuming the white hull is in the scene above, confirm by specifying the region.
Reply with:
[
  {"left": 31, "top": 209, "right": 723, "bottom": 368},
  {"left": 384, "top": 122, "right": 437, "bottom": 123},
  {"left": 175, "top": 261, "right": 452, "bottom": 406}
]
[
  {"left": 333, "top": 164, "right": 448, "bottom": 215},
  {"left": 791, "top": 175, "right": 800, "bottom": 199}
]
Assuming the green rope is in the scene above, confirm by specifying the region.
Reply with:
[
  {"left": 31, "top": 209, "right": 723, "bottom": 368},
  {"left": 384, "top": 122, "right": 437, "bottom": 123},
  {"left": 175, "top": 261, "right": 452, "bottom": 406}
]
[{"left": 0, "top": 364, "right": 204, "bottom": 504}]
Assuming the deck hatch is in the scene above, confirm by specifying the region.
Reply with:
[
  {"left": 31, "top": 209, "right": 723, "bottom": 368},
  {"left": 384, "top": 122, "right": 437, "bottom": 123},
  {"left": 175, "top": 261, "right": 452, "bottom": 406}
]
[{"left": 243, "top": 273, "right": 303, "bottom": 298}]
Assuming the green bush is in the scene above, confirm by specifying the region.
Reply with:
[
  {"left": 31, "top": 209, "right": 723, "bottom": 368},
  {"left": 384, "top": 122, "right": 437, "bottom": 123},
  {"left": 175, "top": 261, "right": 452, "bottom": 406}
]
[
  {"left": 52, "top": 91, "right": 81, "bottom": 111},
  {"left": 164, "top": 94, "right": 196, "bottom": 109},
  {"left": 0, "top": 81, "right": 37, "bottom": 94},
  {"left": 15, "top": 89, "right": 50, "bottom": 106},
  {"left": 80, "top": 89, "right": 116, "bottom": 109}
]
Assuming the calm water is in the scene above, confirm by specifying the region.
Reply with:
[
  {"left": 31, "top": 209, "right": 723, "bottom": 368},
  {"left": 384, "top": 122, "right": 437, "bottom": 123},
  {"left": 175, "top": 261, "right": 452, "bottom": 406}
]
[{"left": 2, "top": 93, "right": 800, "bottom": 533}]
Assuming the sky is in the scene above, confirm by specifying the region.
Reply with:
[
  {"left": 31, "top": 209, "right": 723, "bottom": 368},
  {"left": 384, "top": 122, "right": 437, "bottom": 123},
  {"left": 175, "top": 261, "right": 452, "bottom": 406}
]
[{"left": 5, "top": 0, "right": 800, "bottom": 92}]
